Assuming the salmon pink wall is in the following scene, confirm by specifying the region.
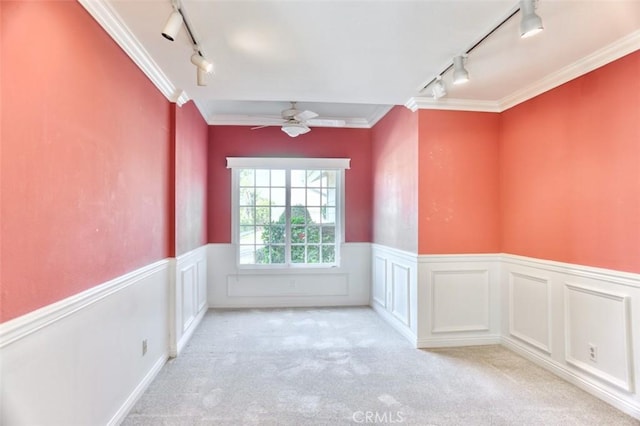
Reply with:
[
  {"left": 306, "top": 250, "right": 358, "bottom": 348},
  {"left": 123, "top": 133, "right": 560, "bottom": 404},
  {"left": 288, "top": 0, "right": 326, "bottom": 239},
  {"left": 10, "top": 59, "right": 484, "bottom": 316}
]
[
  {"left": 207, "top": 125, "right": 372, "bottom": 243},
  {"left": 418, "top": 110, "right": 500, "bottom": 254},
  {"left": 1, "top": 1, "right": 171, "bottom": 322},
  {"left": 175, "top": 102, "right": 208, "bottom": 256},
  {"left": 371, "top": 106, "right": 418, "bottom": 253},
  {"left": 501, "top": 51, "right": 640, "bottom": 273}
]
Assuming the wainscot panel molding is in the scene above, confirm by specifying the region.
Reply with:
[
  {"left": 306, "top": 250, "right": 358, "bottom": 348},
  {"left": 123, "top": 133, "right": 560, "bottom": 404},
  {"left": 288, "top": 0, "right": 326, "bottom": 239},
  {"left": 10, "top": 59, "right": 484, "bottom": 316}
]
[
  {"left": 0, "top": 260, "right": 171, "bottom": 425},
  {"left": 208, "top": 243, "right": 371, "bottom": 308},
  {"left": 418, "top": 254, "right": 502, "bottom": 348},
  {"left": 371, "top": 244, "right": 419, "bottom": 345},
  {"left": 170, "top": 245, "right": 209, "bottom": 357},
  {"left": 501, "top": 254, "right": 640, "bottom": 420}
]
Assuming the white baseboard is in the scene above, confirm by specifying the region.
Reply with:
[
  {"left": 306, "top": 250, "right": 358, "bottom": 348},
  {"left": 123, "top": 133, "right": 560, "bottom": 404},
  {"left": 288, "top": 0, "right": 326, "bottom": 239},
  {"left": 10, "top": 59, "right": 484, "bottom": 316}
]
[
  {"left": 174, "top": 306, "right": 207, "bottom": 357},
  {"left": 502, "top": 336, "right": 640, "bottom": 420},
  {"left": 417, "top": 335, "right": 502, "bottom": 349},
  {"left": 107, "top": 354, "right": 167, "bottom": 426}
]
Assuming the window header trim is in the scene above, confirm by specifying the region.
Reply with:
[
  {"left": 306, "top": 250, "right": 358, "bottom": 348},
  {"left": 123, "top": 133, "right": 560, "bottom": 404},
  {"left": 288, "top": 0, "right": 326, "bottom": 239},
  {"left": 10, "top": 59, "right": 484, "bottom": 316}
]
[{"left": 226, "top": 157, "right": 350, "bottom": 170}]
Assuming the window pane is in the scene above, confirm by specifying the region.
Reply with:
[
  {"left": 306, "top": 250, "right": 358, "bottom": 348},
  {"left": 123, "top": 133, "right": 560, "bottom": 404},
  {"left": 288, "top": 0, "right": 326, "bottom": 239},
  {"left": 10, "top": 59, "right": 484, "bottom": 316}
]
[
  {"left": 307, "top": 245, "right": 320, "bottom": 263},
  {"left": 255, "top": 245, "right": 269, "bottom": 264},
  {"left": 307, "top": 170, "right": 321, "bottom": 187},
  {"left": 291, "top": 188, "right": 305, "bottom": 205},
  {"left": 239, "top": 207, "right": 254, "bottom": 225},
  {"left": 322, "top": 245, "right": 335, "bottom": 263},
  {"left": 255, "top": 207, "right": 270, "bottom": 225},
  {"left": 291, "top": 225, "right": 306, "bottom": 243},
  {"left": 271, "top": 170, "right": 285, "bottom": 187},
  {"left": 239, "top": 226, "right": 255, "bottom": 244},
  {"left": 271, "top": 207, "right": 285, "bottom": 223},
  {"left": 306, "top": 188, "right": 321, "bottom": 206},
  {"left": 291, "top": 170, "right": 305, "bottom": 187},
  {"left": 291, "top": 246, "right": 305, "bottom": 263},
  {"left": 291, "top": 206, "right": 309, "bottom": 225},
  {"left": 321, "top": 207, "right": 336, "bottom": 224},
  {"left": 307, "top": 207, "right": 321, "bottom": 224},
  {"left": 325, "top": 170, "right": 337, "bottom": 187},
  {"left": 239, "top": 245, "right": 255, "bottom": 264},
  {"left": 239, "top": 188, "right": 254, "bottom": 206},
  {"left": 256, "top": 169, "right": 270, "bottom": 186},
  {"left": 265, "top": 225, "right": 285, "bottom": 244},
  {"left": 325, "top": 189, "right": 336, "bottom": 206},
  {"left": 255, "top": 187, "right": 270, "bottom": 205},
  {"left": 322, "top": 226, "right": 335, "bottom": 243},
  {"left": 271, "top": 188, "right": 286, "bottom": 206},
  {"left": 239, "top": 169, "right": 254, "bottom": 187},
  {"left": 307, "top": 225, "right": 320, "bottom": 243},
  {"left": 270, "top": 245, "right": 285, "bottom": 264}
]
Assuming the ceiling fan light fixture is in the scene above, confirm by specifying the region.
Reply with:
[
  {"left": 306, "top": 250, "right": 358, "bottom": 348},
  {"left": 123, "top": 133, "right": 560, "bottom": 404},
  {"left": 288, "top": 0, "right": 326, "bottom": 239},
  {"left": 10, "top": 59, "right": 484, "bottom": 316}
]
[
  {"left": 191, "top": 53, "right": 214, "bottom": 73},
  {"left": 281, "top": 122, "right": 310, "bottom": 138},
  {"left": 161, "top": 11, "right": 183, "bottom": 41},
  {"left": 520, "top": 0, "right": 543, "bottom": 38},
  {"left": 452, "top": 55, "right": 469, "bottom": 85}
]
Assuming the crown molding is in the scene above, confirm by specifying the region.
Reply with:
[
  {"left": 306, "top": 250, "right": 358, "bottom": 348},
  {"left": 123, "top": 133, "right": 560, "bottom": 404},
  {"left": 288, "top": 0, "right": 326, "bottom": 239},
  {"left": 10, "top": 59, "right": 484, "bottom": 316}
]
[
  {"left": 498, "top": 30, "right": 640, "bottom": 110},
  {"left": 207, "top": 114, "right": 374, "bottom": 129},
  {"left": 367, "top": 105, "right": 394, "bottom": 126},
  {"left": 405, "top": 97, "right": 501, "bottom": 113},
  {"left": 406, "top": 30, "right": 640, "bottom": 114},
  {"left": 78, "top": 0, "right": 189, "bottom": 106}
]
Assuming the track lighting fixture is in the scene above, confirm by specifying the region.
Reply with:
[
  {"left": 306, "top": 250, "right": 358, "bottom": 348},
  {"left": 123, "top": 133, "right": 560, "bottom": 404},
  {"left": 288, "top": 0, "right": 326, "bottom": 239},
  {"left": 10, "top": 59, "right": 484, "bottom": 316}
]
[
  {"left": 452, "top": 56, "right": 469, "bottom": 85},
  {"left": 197, "top": 67, "right": 208, "bottom": 86},
  {"left": 191, "top": 52, "right": 214, "bottom": 73},
  {"left": 419, "top": 1, "right": 544, "bottom": 100},
  {"left": 161, "top": 11, "right": 183, "bottom": 41},
  {"left": 431, "top": 76, "right": 446, "bottom": 100},
  {"left": 520, "top": 0, "right": 544, "bottom": 38}
]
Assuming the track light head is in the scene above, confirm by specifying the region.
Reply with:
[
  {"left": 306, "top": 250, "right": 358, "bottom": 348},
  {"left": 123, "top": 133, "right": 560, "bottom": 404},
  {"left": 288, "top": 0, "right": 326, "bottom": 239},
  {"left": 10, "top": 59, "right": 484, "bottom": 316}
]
[
  {"left": 197, "top": 67, "right": 208, "bottom": 86},
  {"left": 161, "top": 11, "right": 183, "bottom": 41},
  {"left": 191, "top": 53, "right": 214, "bottom": 73},
  {"left": 431, "top": 76, "right": 446, "bottom": 100},
  {"left": 520, "top": 0, "right": 543, "bottom": 38},
  {"left": 452, "top": 56, "right": 469, "bottom": 85}
]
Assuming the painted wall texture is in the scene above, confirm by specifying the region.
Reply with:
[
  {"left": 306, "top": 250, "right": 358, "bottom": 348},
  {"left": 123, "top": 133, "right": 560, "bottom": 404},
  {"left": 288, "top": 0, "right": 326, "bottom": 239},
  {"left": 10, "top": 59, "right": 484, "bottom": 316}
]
[
  {"left": 207, "top": 125, "right": 372, "bottom": 244},
  {"left": 371, "top": 106, "right": 419, "bottom": 253},
  {"left": 418, "top": 110, "right": 500, "bottom": 254},
  {"left": 500, "top": 51, "right": 640, "bottom": 273},
  {"left": 175, "top": 102, "right": 209, "bottom": 256},
  {"left": 1, "top": 1, "right": 172, "bottom": 322}
]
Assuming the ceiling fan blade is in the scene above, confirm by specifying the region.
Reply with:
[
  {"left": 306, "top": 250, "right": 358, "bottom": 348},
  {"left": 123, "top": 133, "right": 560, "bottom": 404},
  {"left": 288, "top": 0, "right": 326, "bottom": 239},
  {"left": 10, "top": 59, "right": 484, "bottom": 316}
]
[
  {"left": 251, "top": 124, "right": 272, "bottom": 130},
  {"left": 294, "top": 110, "right": 319, "bottom": 122},
  {"left": 306, "top": 118, "right": 346, "bottom": 127}
]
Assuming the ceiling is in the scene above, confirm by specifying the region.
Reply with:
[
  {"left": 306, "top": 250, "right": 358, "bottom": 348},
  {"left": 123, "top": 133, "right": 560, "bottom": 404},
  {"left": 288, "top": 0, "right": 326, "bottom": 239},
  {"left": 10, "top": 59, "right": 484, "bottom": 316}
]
[{"left": 83, "top": 0, "right": 640, "bottom": 128}]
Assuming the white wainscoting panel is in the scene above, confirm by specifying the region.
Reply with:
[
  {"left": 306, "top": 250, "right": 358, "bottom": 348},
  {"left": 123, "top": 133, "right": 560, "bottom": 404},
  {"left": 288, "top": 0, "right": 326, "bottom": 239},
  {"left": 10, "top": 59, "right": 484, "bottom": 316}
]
[
  {"left": 431, "top": 269, "right": 489, "bottom": 333},
  {"left": 370, "top": 244, "right": 419, "bottom": 345},
  {"left": 209, "top": 243, "right": 370, "bottom": 308},
  {"left": 0, "top": 260, "right": 170, "bottom": 426},
  {"left": 501, "top": 254, "right": 640, "bottom": 420},
  {"left": 171, "top": 245, "right": 208, "bottom": 357},
  {"left": 509, "top": 271, "right": 551, "bottom": 353},
  {"left": 390, "top": 263, "right": 411, "bottom": 327},
  {"left": 418, "top": 255, "right": 501, "bottom": 348},
  {"left": 372, "top": 255, "right": 387, "bottom": 308},
  {"left": 564, "top": 283, "right": 633, "bottom": 392}
]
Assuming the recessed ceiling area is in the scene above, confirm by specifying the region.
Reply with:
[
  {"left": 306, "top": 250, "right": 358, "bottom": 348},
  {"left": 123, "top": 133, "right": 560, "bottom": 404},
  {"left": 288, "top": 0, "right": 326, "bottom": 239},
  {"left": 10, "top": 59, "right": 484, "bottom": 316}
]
[{"left": 85, "top": 0, "right": 640, "bottom": 127}]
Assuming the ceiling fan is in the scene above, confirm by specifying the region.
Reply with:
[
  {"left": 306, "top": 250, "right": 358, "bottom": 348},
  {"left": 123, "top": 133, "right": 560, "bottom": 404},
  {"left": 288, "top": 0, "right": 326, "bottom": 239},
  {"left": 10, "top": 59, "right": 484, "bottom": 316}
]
[{"left": 251, "top": 102, "right": 346, "bottom": 137}]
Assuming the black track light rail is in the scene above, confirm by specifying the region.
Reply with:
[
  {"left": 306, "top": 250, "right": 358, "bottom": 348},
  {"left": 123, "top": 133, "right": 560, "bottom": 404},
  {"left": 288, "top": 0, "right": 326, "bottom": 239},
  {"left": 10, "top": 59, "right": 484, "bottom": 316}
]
[{"left": 420, "top": 6, "right": 520, "bottom": 92}]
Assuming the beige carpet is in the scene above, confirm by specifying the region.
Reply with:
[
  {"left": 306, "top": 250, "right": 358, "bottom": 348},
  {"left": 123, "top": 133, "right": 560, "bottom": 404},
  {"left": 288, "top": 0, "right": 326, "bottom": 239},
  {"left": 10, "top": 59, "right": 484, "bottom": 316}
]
[{"left": 123, "top": 307, "right": 639, "bottom": 425}]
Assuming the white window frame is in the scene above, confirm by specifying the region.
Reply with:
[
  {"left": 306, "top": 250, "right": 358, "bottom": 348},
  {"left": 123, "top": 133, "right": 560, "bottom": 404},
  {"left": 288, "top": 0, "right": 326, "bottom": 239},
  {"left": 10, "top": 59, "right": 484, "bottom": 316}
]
[{"left": 227, "top": 157, "right": 350, "bottom": 269}]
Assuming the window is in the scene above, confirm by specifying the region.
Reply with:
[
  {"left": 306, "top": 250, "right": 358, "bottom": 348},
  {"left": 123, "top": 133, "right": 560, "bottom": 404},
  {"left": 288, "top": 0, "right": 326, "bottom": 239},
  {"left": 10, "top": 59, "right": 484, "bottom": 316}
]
[{"left": 227, "top": 157, "right": 350, "bottom": 267}]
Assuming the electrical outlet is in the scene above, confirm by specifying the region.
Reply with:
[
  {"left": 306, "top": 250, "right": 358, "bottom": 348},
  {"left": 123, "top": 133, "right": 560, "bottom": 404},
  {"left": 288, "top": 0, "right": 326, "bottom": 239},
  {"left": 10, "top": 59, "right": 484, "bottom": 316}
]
[
  {"left": 588, "top": 343, "right": 597, "bottom": 362},
  {"left": 142, "top": 339, "right": 148, "bottom": 356}
]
